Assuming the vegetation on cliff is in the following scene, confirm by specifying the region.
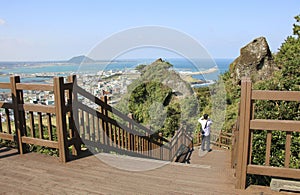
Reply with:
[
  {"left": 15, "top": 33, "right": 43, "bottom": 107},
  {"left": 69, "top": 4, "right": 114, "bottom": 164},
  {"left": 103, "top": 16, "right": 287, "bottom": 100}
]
[
  {"left": 116, "top": 58, "right": 199, "bottom": 137},
  {"left": 198, "top": 15, "right": 300, "bottom": 172},
  {"left": 252, "top": 15, "right": 300, "bottom": 169}
]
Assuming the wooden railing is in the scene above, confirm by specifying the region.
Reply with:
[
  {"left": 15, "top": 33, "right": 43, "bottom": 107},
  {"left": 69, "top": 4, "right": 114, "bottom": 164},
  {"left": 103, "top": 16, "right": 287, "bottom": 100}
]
[
  {"left": 69, "top": 75, "right": 192, "bottom": 161},
  {"left": 235, "top": 77, "right": 300, "bottom": 189},
  {"left": 194, "top": 131, "right": 232, "bottom": 149},
  {"left": 0, "top": 75, "right": 193, "bottom": 162},
  {"left": 0, "top": 76, "right": 73, "bottom": 162},
  {"left": 168, "top": 127, "right": 193, "bottom": 161}
]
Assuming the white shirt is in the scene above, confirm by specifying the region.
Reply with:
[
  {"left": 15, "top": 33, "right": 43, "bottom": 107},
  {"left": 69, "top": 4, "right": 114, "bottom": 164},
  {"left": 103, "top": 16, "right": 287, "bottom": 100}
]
[{"left": 198, "top": 117, "right": 213, "bottom": 136}]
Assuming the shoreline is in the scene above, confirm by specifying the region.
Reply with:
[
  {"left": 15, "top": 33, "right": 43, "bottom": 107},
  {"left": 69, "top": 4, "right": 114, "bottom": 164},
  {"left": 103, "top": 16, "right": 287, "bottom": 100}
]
[
  {"left": 0, "top": 59, "right": 228, "bottom": 87},
  {"left": 179, "top": 66, "right": 218, "bottom": 75},
  {"left": 0, "top": 67, "right": 210, "bottom": 87}
]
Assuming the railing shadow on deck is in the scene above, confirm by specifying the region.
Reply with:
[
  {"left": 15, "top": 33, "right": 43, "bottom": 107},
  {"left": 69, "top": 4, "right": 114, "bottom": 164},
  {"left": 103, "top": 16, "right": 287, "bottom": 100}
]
[
  {"left": 0, "top": 75, "right": 193, "bottom": 163},
  {"left": 0, "top": 146, "right": 19, "bottom": 159}
]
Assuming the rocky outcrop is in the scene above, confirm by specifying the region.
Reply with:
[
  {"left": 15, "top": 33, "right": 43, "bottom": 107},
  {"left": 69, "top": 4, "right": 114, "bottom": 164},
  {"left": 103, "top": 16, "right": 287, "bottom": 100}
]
[
  {"left": 142, "top": 59, "right": 193, "bottom": 96},
  {"left": 229, "top": 37, "right": 276, "bottom": 84},
  {"left": 128, "top": 58, "right": 193, "bottom": 97}
]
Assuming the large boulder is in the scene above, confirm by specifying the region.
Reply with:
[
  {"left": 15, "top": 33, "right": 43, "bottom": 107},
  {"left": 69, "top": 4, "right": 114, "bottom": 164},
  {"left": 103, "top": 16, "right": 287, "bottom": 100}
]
[{"left": 229, "top": 37, "right": 276, "bottom": 84}]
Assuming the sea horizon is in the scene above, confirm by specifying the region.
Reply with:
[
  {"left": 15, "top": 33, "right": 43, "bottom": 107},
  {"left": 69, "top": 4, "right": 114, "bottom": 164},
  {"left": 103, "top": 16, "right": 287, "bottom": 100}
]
[{"left": 0, "top": 58, "right": 233, "bottom": 83}]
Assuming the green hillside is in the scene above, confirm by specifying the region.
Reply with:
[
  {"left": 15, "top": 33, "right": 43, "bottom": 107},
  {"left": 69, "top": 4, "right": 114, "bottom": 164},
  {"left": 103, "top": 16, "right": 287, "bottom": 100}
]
[
  {"left": 116, "top": 58, "right": 198, "bottom": 137},
  {"left": 198, "top": 15, "right": 300, "bottom": 172}
]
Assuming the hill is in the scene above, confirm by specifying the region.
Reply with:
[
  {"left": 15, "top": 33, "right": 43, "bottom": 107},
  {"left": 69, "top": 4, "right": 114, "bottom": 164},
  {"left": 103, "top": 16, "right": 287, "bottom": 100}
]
[
  {"left": 116, "top": 58, "right": 198, "bottom": 137},
  {"left": 67, "top": 55, "right": 95, "bottom": 64}
]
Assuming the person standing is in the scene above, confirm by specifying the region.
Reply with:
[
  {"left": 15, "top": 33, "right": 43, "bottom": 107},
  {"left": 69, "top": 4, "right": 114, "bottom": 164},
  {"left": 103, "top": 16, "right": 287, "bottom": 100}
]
[{"left": 198, "top": 114, "right": 213, "bottom": 152}]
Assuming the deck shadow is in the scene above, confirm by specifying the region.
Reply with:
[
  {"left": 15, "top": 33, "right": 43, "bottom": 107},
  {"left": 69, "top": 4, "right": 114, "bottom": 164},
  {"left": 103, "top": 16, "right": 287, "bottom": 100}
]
[
  {"left": 68, "top": 149, "right": 94, "bottom": 162},
  {"left": 175, "top": 145, "right": 194, "bottom": 164},
  {"left": 0, "top": 146, "right": 19, "bottom": 159}
]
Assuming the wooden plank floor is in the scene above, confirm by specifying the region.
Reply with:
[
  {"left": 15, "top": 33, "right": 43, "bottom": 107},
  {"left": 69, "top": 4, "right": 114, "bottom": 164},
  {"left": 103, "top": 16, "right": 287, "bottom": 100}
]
[{"left": 0, "top": 146, "right": 297, "bottom": 194}]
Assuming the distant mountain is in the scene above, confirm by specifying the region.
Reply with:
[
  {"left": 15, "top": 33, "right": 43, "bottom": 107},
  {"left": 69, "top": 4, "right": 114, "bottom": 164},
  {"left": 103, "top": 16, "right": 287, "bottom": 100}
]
[{"left": 67, "top": 55, "right": 95, "bottom": 64}]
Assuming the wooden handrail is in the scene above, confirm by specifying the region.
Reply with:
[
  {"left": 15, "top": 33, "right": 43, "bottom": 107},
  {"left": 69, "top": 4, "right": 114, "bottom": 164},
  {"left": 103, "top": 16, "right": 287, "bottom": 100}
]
[
  {"left": 76, "top": 101, "right": 164, "bottom": 146},
  {"left": 235, "top": 77, "right": 300, "bottom": 189},
  {"left": 17, "top": 104, "right": 56, "bottom": 113},
  {"left": 0, "top": 75, "right": 193, "bottom": 163},
  {"left": 0, "top": 82, "right": 11, "bottom": 89},
  {"left": 75, "top": 84, "right": 170, "bottom": 143},
  {"left": 16, "top": 83, "right": 54, "bottom": 91},
  {"left": 250, "top": 119, "right": 300, "bottom": 132},
  {"left": 252, "top": 90, "right": 300, "bottom": 101}
]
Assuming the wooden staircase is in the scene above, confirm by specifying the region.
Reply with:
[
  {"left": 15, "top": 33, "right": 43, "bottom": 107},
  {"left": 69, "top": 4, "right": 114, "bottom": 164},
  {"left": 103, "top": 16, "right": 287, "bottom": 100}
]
[{"left": 0, "top": 75, "right": 193, "bottom": 162}]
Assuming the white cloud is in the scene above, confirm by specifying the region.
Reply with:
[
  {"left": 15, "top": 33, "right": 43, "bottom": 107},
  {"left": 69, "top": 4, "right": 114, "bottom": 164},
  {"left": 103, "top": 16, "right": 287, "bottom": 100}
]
[{"left": 0, "top": 18, "right": 5, "bottom": 25}]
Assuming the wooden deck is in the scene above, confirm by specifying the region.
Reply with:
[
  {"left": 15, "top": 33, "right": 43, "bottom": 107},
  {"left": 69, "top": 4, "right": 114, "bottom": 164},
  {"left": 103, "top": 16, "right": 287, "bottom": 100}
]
[{"left": 0, "top": 146, "right": 297, "bottom": 194}]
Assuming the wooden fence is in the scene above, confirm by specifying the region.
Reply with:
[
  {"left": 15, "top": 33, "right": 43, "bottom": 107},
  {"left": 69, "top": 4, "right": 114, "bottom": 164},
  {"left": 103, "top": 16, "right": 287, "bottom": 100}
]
[
  {"left": 194, "top": 131, "right": 232, "bottom": 149},
  {"left": 69, "top": 75, "right": 193, "bottom": 161},
  {"left": 0, "top": 76, "right": 73, "bottom": 162},
  {"left": 0, "top": 75, "right": 193, "bottom": 162},
  {"left": 234, "top": 77, "right": 300, "bottom": 189}
]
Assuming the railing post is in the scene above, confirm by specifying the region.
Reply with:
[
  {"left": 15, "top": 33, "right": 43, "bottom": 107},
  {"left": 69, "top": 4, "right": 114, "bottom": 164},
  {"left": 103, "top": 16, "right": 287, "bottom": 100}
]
[
  {"left": 101, "top": 96, "right": 110, "bottom": 146},
  {"left": 231, "top": 126, "right": 237, "bottom": 168},
  {"left": 231, "top": 102, "right": 240, "bottom": 169},
  {"left": 54, "top": 77, "right": 68, "bottom": 163},
  {"left": 145, "top": 132, "right": 149, "bottom": 157},
  {"left": 127, "top": 113, "right": 133, "bottom": 151},
  {"left": 67, "top": 75, "right": 82, "bottom": 156},
  {"left": 10, "top": 76, "right": 26, "bottom": 154},
  {"left": 159, "top": 132, "right": 163, "bottom": 160},
  {"left": 236, "top": 77, "right": 252, "bottom": 189}
]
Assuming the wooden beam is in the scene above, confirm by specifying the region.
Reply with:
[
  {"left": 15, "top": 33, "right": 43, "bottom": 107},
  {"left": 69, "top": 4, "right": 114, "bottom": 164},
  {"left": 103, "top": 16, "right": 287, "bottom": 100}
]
[
  {"left": 68, "top": 75, "right": 82, "bottom": 156},
  {"left": 0, "top": 101, "right": 14, "bottom": 109},
  {"left": 0, "top": 132, "right": 14, "bottom": 141},
  {"left": 18, "top": 104, "right": 56, "bottom": 113},
  {"left": 63, "top": 82, "right": 73, "bottom": 90},
  {"left": 5, "top": 108, "right": 12, "bottom": 134},
  {"left": 16, "top": 83, "right": 54, "bottom": 91},
  {"left": 29, "top": 111, "right": 35, "bottom": 138},
  {"left": 250, "top": 119, "right": 300, "bottom": 132},
  {"left": 285, "top": 132, "right": 292, "bottom": 168},
  {"left": 38, "top": 112, "right": 43, "bottom": 139},
  {"left": 252, "top": 90, "right": 300, "bottom": 101},
  {"left": 76, "top": 85, "right": 154, "bottom": 136},
  {"left": 54, "top": 77, "right": 68, "bottom": 163},
  {"left": 11, "top": 76, "right": 26, "bottom": 154},
  {"left": 47, "top": 113, "right": 53, "bottom": 141},
  {"left": 236, "top": 77, "right": 252, "bottom": 189},
  {"left": 21, "top": 137, "right": 59, "bottom": 148},
  {"left": 247, "top": 165, "right": 300, "bottom": 180},
  {"left": 0, "top": 82, "right": 11, "bottom": 89},
  {"left": 265, "top": 130, "right": 272, "bottom": 166}
]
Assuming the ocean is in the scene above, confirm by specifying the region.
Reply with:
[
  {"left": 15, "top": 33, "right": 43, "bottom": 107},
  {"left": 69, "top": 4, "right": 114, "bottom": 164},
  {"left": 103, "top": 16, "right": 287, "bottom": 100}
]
[{"left": 0, "top": 58, "right": 233, "bottom": 83}]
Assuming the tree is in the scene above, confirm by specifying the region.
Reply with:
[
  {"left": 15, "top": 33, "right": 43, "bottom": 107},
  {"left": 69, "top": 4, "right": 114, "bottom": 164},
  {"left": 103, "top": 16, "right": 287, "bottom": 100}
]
[
  {"left": 293, "top": 15, "right": 300, "bottom": 37},
  {"left": 252, "top": 14, "right": 300, "bottom": 168},
  {"left": 117, "top": 59, "right": 197, "bottom": 138},
  {"left": 135, "top": 64, "right": 147, "bottom": 74}
]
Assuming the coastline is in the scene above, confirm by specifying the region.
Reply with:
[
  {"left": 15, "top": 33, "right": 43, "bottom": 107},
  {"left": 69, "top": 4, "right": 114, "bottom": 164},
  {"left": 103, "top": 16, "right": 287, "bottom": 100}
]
[
  {"left": 180, "top": 74, "right": 206, "bottom": 84},
  {"left": 0, "top": 58, "right": 230, "bottom": 85},
  {"left": 178, "top": 66, "right": 218, "bottom": 75}
]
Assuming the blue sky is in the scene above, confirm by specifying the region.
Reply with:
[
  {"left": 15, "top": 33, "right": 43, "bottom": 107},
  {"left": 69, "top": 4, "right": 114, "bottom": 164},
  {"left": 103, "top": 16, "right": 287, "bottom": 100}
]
[{"left": 0, "top": 0, "right": 299, "bottom": 61}]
